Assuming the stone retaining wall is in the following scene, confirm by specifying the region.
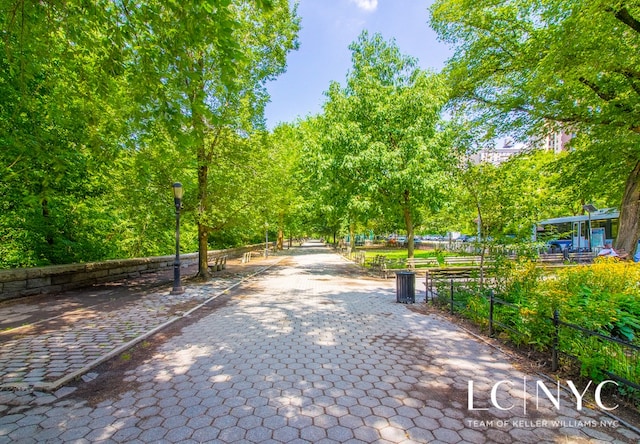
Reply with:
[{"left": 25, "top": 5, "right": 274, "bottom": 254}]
[{"left": 0, "top": 244, "right": 269, "bottom": 302}]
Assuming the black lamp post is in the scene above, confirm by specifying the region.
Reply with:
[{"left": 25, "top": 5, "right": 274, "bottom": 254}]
[
  {"left": 171, "top": 182, "right": 184, "bottom": 295},
  {"left": 264, "top": 222, "right": 269, "bottom": 258}
]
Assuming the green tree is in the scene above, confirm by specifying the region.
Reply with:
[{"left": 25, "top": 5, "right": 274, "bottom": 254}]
[
  {"left": 1, "top": 0, "right": 129, "bottom": 267},
  {"left": 1, "top": 0, "right": 300, "bottom": 270},
  {"left": 264, "top": 124, "right": 308, "bottom": 249},
  {"left": 319, "top": 32, "right": 452, "bottom": 257},
  {"left": 295, "top": 117, "right": 345, "bottom": 244},
  {"left": 119, "top": 0, "right": 299, "bottom": 277},
  {"left": 430, "top": 0, "right": 640, "bottom": 251}
]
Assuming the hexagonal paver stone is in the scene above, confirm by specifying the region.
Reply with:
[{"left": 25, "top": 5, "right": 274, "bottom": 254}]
[
  {"left": 338, "top": 414, "right": 364, "bottom": 429},
  {"left": 407, "top": 426, "right": 436, "bottom": 443},
  {"left": 313, "top": 414, "right": 338, "bottom": 428},
  {"left": 433, "top": 427, "right": 463, "bottom": 444},
  {"left": 244, "top": 426, "right": 272, "bottom": 442},
  {"left": 217, "top": 425, "right": 246, "bottom": 443},
  {"left": 111, "top": 426, "right": 142, "bottom": 442},
  {"left": 379, "top": 425, "right": 407, "bottom": 442},
  {"left": 327, "top": 425, "right": 354, "bottom": 441},
  {"left": 273, "top": 425, "right": 300, "bottom": 442},
  {"left": 263, "top": 415, "right": 288, "bottom": 430},
  {"left": 287, "top": 415, "right": 313, "bottom": 430},
  {"left": 353, "top": 425, "right": 381, "bottom": 442},
  {"left": 300, "top": 425, "right": 327, "bottom": 441}
]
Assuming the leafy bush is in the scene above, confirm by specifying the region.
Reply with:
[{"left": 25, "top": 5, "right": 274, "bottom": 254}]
[
  {"left": 436, "top": 258, "right": 640, "bottom": 392},
  {"left": 546, "top": 259, "right": 640, "bottom": 343}
]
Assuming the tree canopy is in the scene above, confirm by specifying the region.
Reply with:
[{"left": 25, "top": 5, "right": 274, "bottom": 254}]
[
  {"left": 0, "top": 0, "right": 300, "bottom": 269},
  {"left": 3, "top": 1, "right": 639, "bottom": 270},
  {"left": 430, "top": 0, "right": 640, "bottom": 250},
  {"left": 119, "top": 0, "right": 299, "bottom": 277},
  {"left": 306, "top": 32, "right": 452, "bottom": 256}
]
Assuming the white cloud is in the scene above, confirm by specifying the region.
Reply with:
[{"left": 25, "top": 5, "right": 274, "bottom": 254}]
[{"left": 350, "top": 0, "right": 378, "bottom": 12}]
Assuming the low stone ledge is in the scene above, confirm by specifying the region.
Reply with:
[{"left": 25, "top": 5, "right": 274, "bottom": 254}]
[
  {"left": 28, "top": 264, "right": 84, "bottom": 279},
  {"left": 0, "top": 268, "right": 28, "bottom": 283},
  {"left": 3, "top": 280, "right": 27, "bottom": 293},
  {"left": 0, "top": 244, "right": 266, "bottom": 302},
  {"left": 27, "top": 277, "right": 52, "bottom": 289}
]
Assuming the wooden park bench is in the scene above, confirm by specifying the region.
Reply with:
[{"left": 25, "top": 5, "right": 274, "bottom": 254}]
[
  {"left": 370, "top": 255, "right": 388, "bottom": 278},
  {"left": 406, "top": 257, "right": 439, "bottom": 269},
  {"left": 424, "top": 266, "right": 492, "bottom": 303},
  {"left": 568, "top": 251, "right": 595, "bottom": 263},
  {"left": 537, "top": 253, "right": 566, "bottom": 264},
  {"left": 537, "top": 251, "right": 594, "bottom": 265},
  {"left": 240, "top": 252, "right": 252, "bottom": 264},
  {"left": 443, "top": 256, "right": 483, "bottom": 266},
  {"left": 209, "top": 255, "right": 228, "bottom": 271}
]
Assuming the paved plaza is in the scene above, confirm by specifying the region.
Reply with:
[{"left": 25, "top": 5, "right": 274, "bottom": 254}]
[{"left": 1, "top": 242, "right": 639, "bottom": 443}]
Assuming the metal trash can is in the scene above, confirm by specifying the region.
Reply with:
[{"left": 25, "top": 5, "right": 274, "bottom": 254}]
[{"left": 395, "top": 271, "right": 416, "bottom": 303}]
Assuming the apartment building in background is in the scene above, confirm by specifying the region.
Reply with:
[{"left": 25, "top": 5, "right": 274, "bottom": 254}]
[
  {"left": 542, "top": 130, "right": 574, "bottom": 153},
  {"left": 472, "top": 129, "right": 574, "bottom": 165},
  {"left": 472, "top": 138, "right": 526, "bottom": 165}
]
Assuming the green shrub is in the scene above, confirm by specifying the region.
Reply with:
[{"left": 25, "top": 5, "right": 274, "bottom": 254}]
[
  {"left": 437, "top": 258, "right": 640, "bottom": 391},
  {"left": 546, "top": 259, "right": 640, "bottom": 344}
]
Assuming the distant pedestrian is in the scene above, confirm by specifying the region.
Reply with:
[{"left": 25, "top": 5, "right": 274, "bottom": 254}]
[{"left": 598, "top": 242, "right": 619, "bottom": 257}]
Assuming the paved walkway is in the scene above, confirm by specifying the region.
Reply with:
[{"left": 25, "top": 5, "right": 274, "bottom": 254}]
[
  {"left": 0, "top": 242, "right": 638, "bottom": 443},
  {"left": 0, "top": 256, "right": 281, "bottom": 392}
]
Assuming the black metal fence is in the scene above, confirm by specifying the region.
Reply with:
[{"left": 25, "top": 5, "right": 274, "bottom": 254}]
[
  {"left": 552, "top": 311, "right": 640, "bottom": 391},
  {"left": 428, "top": 276, "right": 640, "bottom": 398}
]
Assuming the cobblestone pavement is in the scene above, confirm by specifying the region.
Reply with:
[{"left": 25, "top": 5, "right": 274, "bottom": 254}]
[
  {"left": 1, "top": 242, "right": 639, "bottom": 443},
  {"left": 0, "top": 257, "right": 282, "bottom": 391}
]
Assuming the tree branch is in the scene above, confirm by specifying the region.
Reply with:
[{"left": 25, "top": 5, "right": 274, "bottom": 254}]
[
  {"left": 469, "top": 92, "right": 640, "bottom": 132},
  {"left": 578, "top": 76, "right": 636, "bottom": 116},
  {"left": 578, "top": 76, "right": 616, "bottom": 101},
  {"left": 617, "top": 68, "right": 640, "bottom": 97},
  {"left": 610, "top": 7, "right": 640, "bottom": 34}
]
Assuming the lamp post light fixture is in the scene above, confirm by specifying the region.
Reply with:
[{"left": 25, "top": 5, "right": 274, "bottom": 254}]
[
  {"left": 264, "top": 222, "right": 269, "bottom": 258},
  {"left": 171, "top": 182, "right": 184, "bottom": 295}
]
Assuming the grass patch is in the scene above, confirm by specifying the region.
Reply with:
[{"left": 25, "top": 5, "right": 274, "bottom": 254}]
[
  {"left": 361, "top": 249, "right": 440, "bottom": 260},
  {"left": 359, "top": 248, "right": 445, "bottom": 269}
]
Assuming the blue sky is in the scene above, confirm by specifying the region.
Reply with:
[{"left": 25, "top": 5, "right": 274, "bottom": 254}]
[{"left": 264, "top": 0, "right": 452, "bottom": 129}]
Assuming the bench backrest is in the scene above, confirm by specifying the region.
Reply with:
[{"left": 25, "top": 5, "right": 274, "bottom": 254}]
[{"left": 444, "top": 256, "right": 482, "bottom": 265}]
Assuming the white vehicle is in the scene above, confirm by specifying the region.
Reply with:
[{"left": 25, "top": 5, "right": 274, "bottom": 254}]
[{"left": 535, "top": 208, "right": 619, "bottom": 251}]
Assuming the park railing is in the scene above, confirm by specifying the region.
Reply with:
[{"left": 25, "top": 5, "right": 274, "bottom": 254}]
[
  {"left": 428, "top": 276, "right": 640, "bottom": 402},
  {"left": 552, "top": 310, "right": 640, "bottom": 392}
]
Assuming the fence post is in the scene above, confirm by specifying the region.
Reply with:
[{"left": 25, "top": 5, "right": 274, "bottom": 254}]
[
  {"left": 552, "top": 309, "right": 559, "bottom": 372},
  {"left": 449, "top": 278, "right": 454, "bottom": 314},
  {"left": 425, "top": 272, "right": 429, "bottom": 303},
  {"left": 489, "top": 290, "right": 494, "bottom": 338}
]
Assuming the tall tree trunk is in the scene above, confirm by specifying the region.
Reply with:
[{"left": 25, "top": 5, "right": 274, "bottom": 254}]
[
  {"left": 616, "top": 160, "right": 640, "bottom": 253},
  {"left": 277, "top": 229, "right": 284, "bottom": 250},
  {"left": 197, "top": 159, "right": 210, "bottom": 279},
  {"left": 277, "top": 213, "right": 284, "bottom": 250},
  {"left": 474, "top": 198, "right": 485, "bottom": 289},
  {"left": 191, "top": 56, "right": 210, "bottom": 280},
  {"left": 349, "top": 223, "right": 356, "bottom": 253},
  {"left": 403, "top": 190, "right": 415, "bottom": 258}
]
